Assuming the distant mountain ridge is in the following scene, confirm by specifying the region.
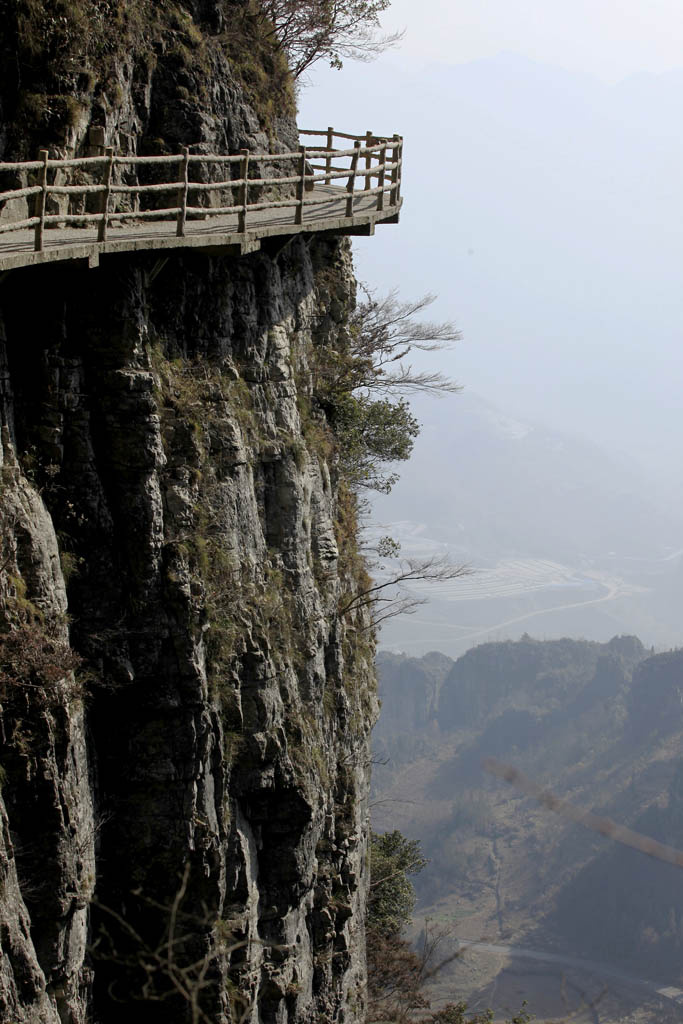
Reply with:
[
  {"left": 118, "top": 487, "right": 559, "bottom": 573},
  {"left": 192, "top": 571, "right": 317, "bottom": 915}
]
[
  {"left": 378, "top": 392, "right": 681, "bottom": 563},
  {"left": 375, "top": 633, "right": 647, "bottom": 739},
  {"left": 372, "top": 635, "right": 683, "bottom": 1004}
]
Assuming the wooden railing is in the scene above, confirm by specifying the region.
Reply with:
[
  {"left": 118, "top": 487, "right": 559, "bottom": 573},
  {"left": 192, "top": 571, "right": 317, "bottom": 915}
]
[{"left": 0, "top": 128, "right": 403, "bottom": 253}]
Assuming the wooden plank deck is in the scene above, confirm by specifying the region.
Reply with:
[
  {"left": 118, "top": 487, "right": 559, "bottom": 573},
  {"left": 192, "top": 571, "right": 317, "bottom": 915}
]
[{"left": 0, "top": 183, "right": 400, "bottom": 273}]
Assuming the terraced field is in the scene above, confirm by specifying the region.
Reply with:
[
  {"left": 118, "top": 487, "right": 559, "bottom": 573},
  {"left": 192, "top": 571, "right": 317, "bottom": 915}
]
[
  {"left": 411, "top": 559, "right": 610, "bottom": 602},
  {"left": 366, "top": 510, "right": 679, "bottom": 655}
]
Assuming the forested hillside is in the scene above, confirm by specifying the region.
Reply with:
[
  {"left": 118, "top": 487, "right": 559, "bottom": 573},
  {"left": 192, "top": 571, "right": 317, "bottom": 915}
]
[{"left": 372, "top": 637, "right": 683, "bottom": 1018}]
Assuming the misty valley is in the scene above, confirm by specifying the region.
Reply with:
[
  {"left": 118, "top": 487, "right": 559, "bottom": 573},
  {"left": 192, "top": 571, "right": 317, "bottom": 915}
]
[
  {"left": 369, "top": 392, "right": 683, "bottom": 662},
  {"left": 372, "top": 637, "right": 683, "bottom": 1023}
]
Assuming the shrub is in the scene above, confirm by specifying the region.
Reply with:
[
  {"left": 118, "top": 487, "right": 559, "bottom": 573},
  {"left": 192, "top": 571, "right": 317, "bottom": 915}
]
[{"left": 0, "top": 621, "right": 82, "bottom": 703}]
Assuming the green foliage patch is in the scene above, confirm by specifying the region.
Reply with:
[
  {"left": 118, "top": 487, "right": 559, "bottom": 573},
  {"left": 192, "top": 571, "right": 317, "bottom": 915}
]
[{"left": 368, "top": 829, "right": 427, "bottom": 935}]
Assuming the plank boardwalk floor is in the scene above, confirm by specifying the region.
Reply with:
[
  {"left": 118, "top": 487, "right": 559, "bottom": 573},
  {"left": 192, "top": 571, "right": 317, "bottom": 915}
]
[{"left": 0, "top": 185, "right": 400, "bottom": 273}]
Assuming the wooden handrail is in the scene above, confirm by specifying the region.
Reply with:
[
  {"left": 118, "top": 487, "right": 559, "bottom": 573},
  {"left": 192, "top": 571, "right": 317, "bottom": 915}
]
[
  {"left": 0, "top": 128, "right": 403, "bottom": 254},
  {"left": 325, "top": 126, "right": 334, "bottom": 184}
]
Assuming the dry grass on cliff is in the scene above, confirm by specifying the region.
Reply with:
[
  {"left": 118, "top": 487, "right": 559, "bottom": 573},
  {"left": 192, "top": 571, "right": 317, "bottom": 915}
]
[
  {"left": 0, "top": 619, "right": 82, "bottom": 705},
  {"left": 10, "top": 0, "right": 295, "bottom": 145}
]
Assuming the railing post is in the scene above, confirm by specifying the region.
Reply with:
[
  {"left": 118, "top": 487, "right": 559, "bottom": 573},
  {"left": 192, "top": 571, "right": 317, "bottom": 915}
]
[
  {"left": 295, "top": 144, "right": 306, "bottom": 225},
  {"left": 376, "top": 142, "right": 387, "bottom": 212},
  {"left": 364, "top": 130, "right": 373, "bottom": 191},
  {"left": 389, "top": 134, "right": 400, "bottom": 208},
  {"left": 325, "top": 126, "right": 334, "bottom": 184},
  {"left": 176, "top": 146, "right": 189, "bottom": 238},
  {"left": 396, "top": 136, "right": 403, "bottom": 204},
  {"left": 345, "top": 140, "right": 361, "bottom": 219},
  {"left": 33, "top": 149, "right": 49, "bottom": 252},
  {"left": 237, "top": 148, "right": 249, "bottom": 233},
  {"left": 98, "top": 146, "right": 114, "bottom": 243}
]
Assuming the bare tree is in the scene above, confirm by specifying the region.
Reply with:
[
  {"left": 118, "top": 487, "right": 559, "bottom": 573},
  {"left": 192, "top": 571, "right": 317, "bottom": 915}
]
[
  {"left": 258, "top": 0, "right": 404, "bottom": 78},
  {"left": 310, "top": 287, "right": 462, "bottom": 493},
  {"left": 339, "top": 554, "right": 471, "bottom": 628},
  {"left": 315, "top": 287, "right": 462, "bottom": 404},
  {"left": 366, "top": 917, "right": 497, "bottom": 1024},
  {"left": 309, "top": 284, "right": 468, "bottom": 613},
  {"left": 348, "top": 287, "right": 462, "bottom": 396}
]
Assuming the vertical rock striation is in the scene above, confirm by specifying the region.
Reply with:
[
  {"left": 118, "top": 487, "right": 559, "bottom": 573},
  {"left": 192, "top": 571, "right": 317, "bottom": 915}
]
[{"left": 0, "top": 218, "right": 377, "bottom": 1024}]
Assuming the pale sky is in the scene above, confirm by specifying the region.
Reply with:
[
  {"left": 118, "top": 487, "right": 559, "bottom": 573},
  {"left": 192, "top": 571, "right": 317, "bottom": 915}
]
[
  {"left": 298, "top": 0, "right": 683, "bottom": 647},
  {"left": 377, "top": 0, "right": 683, "bottom": 82},
  {"left": 298, "top": 0, "right": 683, "bottom": 478}
]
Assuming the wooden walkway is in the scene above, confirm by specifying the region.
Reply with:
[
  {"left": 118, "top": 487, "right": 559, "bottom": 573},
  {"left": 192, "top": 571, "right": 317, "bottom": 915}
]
[{"left": 0, "top": 129, "right": 402, "bottom": 272}]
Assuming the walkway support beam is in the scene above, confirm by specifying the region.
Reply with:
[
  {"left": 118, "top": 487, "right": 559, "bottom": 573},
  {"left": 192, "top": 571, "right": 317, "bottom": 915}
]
[
  {"left": 238, "top": 149, "right": 249, "bottom": 233},
  {"left": 325, "top": 127, "right": 334, "bottom": 184},
  {"left": 364, "top": 130, "right": 373, "bottom": 190},
  {"left": 376, "top": 142, "right": 387, "bottom": 212},
  {"left": 295, "top": 145, "right": 307, "bottom": 225},
  {"left": 390, "top": 135, "right": 401, "bottom": 208},
  {"left": 346, "top": 141, "right": 361, "bottom": 219}
]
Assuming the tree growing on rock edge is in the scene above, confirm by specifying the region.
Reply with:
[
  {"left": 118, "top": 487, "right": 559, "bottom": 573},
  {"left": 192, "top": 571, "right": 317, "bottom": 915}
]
[
  {"left": 365, "top": 831, "right": 534, "bottom": 1023},
  {"left": 258, "top": 0, "right": 404, "bottom": 78}
]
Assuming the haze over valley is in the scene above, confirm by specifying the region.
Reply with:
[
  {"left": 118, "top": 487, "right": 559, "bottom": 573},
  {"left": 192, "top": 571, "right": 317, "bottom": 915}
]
[
  {"left": 302, "top": 50, "right": 683, "bottom": 480},
  {"left": 367, "top": 391, "right": 683, "bottom": 657},
  {"left": 300, "top": 48, "right": 683, "bottom": 660}
]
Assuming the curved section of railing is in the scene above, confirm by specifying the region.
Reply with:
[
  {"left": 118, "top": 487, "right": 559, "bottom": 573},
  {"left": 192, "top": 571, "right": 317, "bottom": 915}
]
[{"left": 0, "top": 128, "right": 403, "bottom": 255}]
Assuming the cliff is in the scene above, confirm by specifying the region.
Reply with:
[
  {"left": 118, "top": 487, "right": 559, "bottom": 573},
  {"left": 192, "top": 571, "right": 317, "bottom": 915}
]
[{"left": 0, "top": 3, "right": 377, "bottom": 1022}]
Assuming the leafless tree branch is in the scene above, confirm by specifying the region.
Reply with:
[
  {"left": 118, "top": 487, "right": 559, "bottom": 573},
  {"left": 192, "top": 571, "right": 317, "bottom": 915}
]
[
  {"left": 339, "top": 555, "right": 471, "bottom": 622},
  {"left": 91, "top": 863, "right": 255, "bottom": 1024}
]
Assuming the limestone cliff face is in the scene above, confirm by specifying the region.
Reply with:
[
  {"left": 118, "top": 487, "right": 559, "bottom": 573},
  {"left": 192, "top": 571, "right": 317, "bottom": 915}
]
[
  {"left": 0, "top": 207, "right": 376, "bottom": 1024},
  {"left": 0, "top": 4, "right": 378, "bottom": 1023}
]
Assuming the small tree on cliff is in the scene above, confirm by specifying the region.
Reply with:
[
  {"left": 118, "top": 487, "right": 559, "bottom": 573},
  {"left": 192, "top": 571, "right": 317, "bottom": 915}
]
[
  {"left": 258, "top": 0, "right": 404, "bottom": 78},
  {"left": 366, "top": 831, "right": 523, "bottom": 1023},
  {"left": 347, "top": 288, "right": 463, "bottom": 399},
  {"left": 339, "top": 551, "right": 471, "bottom": 629},
  {"left": 314, "top": 287, "right": 462, "bottom": 494},
  {"left": 308, "top": 286, "right": 468, "bottom": 627}
]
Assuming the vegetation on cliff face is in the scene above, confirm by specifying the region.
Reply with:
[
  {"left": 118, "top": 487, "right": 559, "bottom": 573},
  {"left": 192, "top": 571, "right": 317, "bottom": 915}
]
[
  {"left": 310, "top": 288, "right": 460, "bottom": 495},
  {"left": 0, "top": 0, "right": 295, "bottom": 156}
]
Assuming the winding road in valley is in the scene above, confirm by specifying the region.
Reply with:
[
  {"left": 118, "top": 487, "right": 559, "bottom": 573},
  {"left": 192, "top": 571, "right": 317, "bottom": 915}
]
[
  {"left": 451, "top": 576, "right": 626, "bottom": 643},
  {"left": 458, "top": 939, "right": 683, "bottom": 1009}
]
